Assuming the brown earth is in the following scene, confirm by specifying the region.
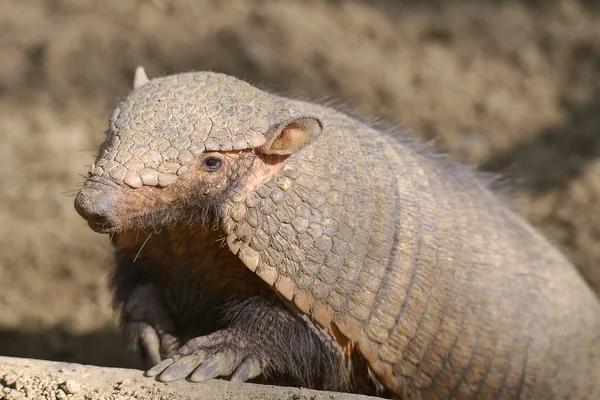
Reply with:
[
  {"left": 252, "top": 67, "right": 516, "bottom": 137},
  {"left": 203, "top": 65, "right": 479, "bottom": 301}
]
[
  {"left": 0, "top": 0, "right": 599, "bottom": 374},
  {"left": 0, "top": 356, "right": 376, "bottom": 400}
]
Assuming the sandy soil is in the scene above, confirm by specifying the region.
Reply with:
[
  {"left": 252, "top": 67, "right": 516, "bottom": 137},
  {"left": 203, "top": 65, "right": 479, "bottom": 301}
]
[
  {"left": 0, "top": 356, "right": 375, "bottom": 400},
  {"left": 0, "top": 0, "right": 599, "bottom": 374}
]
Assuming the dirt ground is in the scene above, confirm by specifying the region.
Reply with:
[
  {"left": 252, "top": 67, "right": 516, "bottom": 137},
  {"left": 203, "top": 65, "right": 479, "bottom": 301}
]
[
  {"left": 0, "top": 0, "right": 599, "bottom": 371},
  {"left": 0, "top": 356, "right": 375, "bottom": 400}
]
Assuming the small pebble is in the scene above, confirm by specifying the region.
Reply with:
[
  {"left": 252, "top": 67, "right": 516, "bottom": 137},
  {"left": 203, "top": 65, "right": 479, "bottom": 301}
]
[
  {"left": 62, "top": 379, "right": 81, "bottom": 394},
  {"left": 2, "top": 374, "right": 17, "bottom": 387},
  {"left": 55, "top": 388, "right": 67, "bottom": 400},
  {"left": 5, "top": 390, "right": 26, "bottom": 400}
]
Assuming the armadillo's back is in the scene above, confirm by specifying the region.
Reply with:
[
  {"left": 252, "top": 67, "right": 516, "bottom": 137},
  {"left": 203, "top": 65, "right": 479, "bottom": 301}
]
[
  {"left": 281, "top": 98, "right": 600, "bottom": 398},
  {"left": 372, "top": 138, "right": 600, "bottom": 398}
]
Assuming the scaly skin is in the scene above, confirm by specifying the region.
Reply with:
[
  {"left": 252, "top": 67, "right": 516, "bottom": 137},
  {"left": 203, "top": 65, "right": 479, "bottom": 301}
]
[{"left": 75, "top": 69, "right": 600, "bottom": 399}]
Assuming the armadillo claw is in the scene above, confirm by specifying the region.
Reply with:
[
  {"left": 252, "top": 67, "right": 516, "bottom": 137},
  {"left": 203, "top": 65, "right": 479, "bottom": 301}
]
[
  {"left": 229, "top": 357, "right": 262, "bottom": 383},
  {"left": 190, "top": 351, "right": 236, "bottom": 382},
  {"left": 145, "top": 356, "right": 177, "bottom": 377},
  {"left": 137, "top": 322, "right": 161, "bottom": 367},
  {"left": 156, "top": 353, "right": 202, "bottom": 382}
]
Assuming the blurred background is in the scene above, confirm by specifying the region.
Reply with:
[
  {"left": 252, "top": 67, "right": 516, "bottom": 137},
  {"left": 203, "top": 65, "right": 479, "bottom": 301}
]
[{"left": 0, "top": 0, "right": 599, "bottom": 369}]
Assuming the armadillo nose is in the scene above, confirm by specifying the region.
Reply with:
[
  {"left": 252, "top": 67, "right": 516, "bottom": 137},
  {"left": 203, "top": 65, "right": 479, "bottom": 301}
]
[{"left": 74, "top": 183, "right": 120, "bottom": 233}]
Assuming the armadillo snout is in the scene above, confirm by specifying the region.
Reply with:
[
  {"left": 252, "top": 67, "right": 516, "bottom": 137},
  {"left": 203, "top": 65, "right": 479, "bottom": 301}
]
[{"left": 74, "top": 178, "right": 122, "bottom": 233}]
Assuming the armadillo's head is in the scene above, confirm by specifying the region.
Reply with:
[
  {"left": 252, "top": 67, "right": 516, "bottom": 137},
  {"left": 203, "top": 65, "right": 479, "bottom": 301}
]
[{"left": 74, "top": 68, "right": 322, "bottom": 234}]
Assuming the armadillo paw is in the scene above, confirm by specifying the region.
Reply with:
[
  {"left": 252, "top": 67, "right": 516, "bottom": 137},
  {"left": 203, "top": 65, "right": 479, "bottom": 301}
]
[
  {"left": 122, "top": 284, "right": 181, "bottom": 367},
  {"left": 124, "top": 321, "right": 181, "bottom": 368},
  {"left": 146, "top": 329, "right": 263, "bottom": 383}
]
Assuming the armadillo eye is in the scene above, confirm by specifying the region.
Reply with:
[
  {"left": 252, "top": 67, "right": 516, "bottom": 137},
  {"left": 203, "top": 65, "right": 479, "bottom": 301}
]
[{"left": 202, "top": 156, "right": 222, "bottom": 172}]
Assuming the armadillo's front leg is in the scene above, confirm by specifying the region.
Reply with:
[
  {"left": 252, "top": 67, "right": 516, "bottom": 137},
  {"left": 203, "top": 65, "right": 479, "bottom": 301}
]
[
  {"left": 144, "top": 294, "right": 346, "bottom": 387},
  {"left": 121, "top": 284, "right": 181, "bottom": 367}
]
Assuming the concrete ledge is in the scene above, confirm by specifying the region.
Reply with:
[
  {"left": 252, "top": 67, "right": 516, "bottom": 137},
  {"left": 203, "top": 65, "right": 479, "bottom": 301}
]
[{"left": 0, "top": 356, "right": 378, "bottom": 400}]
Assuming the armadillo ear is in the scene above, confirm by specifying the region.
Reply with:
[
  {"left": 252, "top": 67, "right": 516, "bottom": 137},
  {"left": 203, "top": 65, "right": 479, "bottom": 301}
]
[
  {"left": 258, "top": 115, "right": 323, "bottom": 155},
  {"left": 133, "top": 66, "right": 150, "bottom": 89}
]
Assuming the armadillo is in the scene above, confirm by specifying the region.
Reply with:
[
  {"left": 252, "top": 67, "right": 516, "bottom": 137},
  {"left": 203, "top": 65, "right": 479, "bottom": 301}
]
[{"left": 74, "top": 67, "right": 600, "bottom": 399}]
